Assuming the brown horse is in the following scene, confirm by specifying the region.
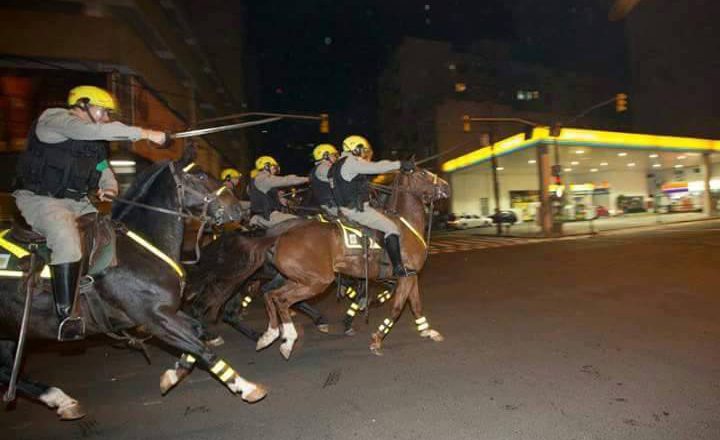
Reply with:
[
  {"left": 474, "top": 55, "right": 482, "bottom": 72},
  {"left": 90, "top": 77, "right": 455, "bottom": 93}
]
[{"left": 255, "top": 167, "right": 450, "bottom": 358}]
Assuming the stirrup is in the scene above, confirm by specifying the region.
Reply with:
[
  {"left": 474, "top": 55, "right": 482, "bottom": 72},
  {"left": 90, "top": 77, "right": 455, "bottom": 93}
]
[{"left": 58, "top": 317, "right": 85, "bottom": 342}]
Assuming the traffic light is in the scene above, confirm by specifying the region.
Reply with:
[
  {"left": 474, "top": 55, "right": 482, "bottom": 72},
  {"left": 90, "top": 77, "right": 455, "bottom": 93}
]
[
  {"left": 615, "top": 93, "right": 628, "bottom": 112},
  {"left": 462, "top": 115, "right": 471, "bottom": 132},
  {"left": 319, "top": 113, "right": 329, "bottom": 133}
]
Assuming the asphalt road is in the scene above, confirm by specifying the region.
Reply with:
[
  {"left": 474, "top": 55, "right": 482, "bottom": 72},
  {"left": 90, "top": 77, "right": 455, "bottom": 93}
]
[{"left": 3, "top": 221, "right": 720, "bottom": 440}]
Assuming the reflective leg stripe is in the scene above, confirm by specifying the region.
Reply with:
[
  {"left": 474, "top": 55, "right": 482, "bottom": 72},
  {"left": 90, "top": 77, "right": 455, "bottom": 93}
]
[
  {"left": 415, "top": 316, "right": 430, "bottom": 332},
  {"left": 345, "top": 302, "right": 360, "bottom": 317},
  {"left": 241, "top": 296, "right": 253, "bottom": 308},
  {"left": 210, "top": 359, "right": 237, "bottom": 383},
  {"left": 377, "top": 290, "right": 392, "bottom": 304},
  {"left": 378, "top": 318, "right": 394, "bottom": 335},
  {"left": 347, "top": 287, "right": 357, "bottom": 299}
]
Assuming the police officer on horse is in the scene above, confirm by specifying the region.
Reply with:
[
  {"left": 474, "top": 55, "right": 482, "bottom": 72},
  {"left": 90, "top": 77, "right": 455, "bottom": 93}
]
[
  {"left": 248, "top": 155, "right": 309, "bottom": 229},
  {"left": 309, "top": 143, "right": 339, "bottom": 216},
  {"left": 328, "top": 135, "right": 416, "bottom": 277},
  {"left": 14, "top": 85, "right": 168, "bottom": 341}
]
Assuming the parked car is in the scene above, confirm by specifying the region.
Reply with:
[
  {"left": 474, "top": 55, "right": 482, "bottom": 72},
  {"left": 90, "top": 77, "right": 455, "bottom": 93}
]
[
  {"left": 490, "top": 210, "right": 518, "bottom": 225},
  {"left": 447, "top": 213, "right": 493, "bottom": 229}
]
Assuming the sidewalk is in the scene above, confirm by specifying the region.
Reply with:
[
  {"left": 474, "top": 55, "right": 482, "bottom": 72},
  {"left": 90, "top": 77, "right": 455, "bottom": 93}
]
[{"left": 438, "top": 212, "right": 716, "bottom": 239}]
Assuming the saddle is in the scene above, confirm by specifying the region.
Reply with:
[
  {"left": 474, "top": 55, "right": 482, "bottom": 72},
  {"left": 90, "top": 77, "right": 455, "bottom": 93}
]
[
  {"left": 315, "top": 214, "right": 383, "bottom": 254},
  {"left": 0, "top": 213, "right": 118, "bottom": 280}
]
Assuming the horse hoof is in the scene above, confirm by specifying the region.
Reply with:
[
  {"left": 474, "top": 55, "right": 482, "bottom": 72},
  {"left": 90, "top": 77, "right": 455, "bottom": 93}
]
[
  {"left": 370, "top": 345, "right": 383, "bottom": 356},
  {"left": 205, "top": 335, "right": 225, "bottom": 347},
  {"left": 279, "top": 342, "right": 294, "bottom": 360},
  {"left": 242, "top": 384, "right": 268, "bottom": 403},
  {"left": 344, "top": 327, "right": 356, "bottom": 337},
  {"left": 420, "top": 329, "right": 445, "bottom": 342},
  {"left": 58, "top": 402, "right": 87, "bottom": 421},
  {"left": 256, "top": 329, "right": 280, "bottom": 351},
  {"left": 159, "top": 369, "right": 179, "bottom": 395},
  {"left": 316, "top": 323, "right": 330, "bottom": 334}
]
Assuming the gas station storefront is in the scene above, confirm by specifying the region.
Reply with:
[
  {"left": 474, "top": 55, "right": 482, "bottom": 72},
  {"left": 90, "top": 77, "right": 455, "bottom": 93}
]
[{"left": 442, "top": 127, "right": 720, "bottom": 236}]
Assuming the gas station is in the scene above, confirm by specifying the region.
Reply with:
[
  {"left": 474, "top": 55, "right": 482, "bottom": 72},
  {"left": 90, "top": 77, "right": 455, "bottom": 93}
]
[{"left": 442, "top": 127, "right": 720, "bottom": 236}]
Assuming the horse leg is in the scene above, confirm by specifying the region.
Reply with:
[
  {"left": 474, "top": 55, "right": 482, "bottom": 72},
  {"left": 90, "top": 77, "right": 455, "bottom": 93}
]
[
  {"left": 342, "top": 281, "right": 365, "bottom": 336},
  {"left": 407, "top": 276, "right": 444, "bottom": 342},
  {"left": 126, "top": 298, "right": 267, "bottom": 403},
  {"left": 293, "top": 301, "right": 329, "bottom": 334},
  {"left": 0, "top": 341, "right": 85, "bottom": 420},
  {"left": 369, "top": 277, "right": 413, "bottom": 356},
  {"left": 271, "top": 281, "right": 329, "bottom": 360},
  {"left": 256, "top": 289, "right": 281, "bottom": 351}
]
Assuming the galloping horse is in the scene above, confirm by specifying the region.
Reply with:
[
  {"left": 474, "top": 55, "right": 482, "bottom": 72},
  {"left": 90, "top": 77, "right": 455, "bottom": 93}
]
[
  {"left": 0, "top": 153, "right": 266, "bottom": 421},
  {"left": 256, "top": 166, "right": 450, "bottom": 358}
]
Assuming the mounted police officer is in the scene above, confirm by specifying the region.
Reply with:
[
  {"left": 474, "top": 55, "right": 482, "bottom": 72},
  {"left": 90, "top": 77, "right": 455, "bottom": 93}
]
[
  {"left": 14, "top": 85, "right": 167, "bottom": 341},
  {"left": 309, "top": 143, "right": 339, "bottom": 216},
  {"left": 248, "top": 155, "right": 308, "bottom": 228},
  {"left": 328, "top": 135, "right": 416, "bottom": 277}
]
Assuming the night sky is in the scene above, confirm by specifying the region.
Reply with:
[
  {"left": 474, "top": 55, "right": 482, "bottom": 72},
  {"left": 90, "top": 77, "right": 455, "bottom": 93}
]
[{"left": 244, "top": 0, "right": 627, "bottom": 174}]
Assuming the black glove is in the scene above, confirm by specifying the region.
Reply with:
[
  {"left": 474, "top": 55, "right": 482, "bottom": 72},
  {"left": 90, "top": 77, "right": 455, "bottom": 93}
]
[{"left": 400, "top": 160, "right": 416, "bottom": 173}]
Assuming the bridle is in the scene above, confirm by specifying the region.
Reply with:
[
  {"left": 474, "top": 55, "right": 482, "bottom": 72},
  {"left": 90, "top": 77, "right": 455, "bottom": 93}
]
[{"left": 112, "top": 161, "right": 231, "bottom": 264}]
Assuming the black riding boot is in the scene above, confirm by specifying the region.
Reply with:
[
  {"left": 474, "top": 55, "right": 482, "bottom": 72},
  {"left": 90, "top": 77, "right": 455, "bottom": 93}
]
[
  {"left": 50, "top": 261, "right": 85, "bottom": 341},
  {"left": 384, "top": 234, "right": 416, "bottom": 277}
]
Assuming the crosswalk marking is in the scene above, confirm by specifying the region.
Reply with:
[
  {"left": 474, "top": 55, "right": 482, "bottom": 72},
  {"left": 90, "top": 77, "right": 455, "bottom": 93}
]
[{"left": 428, "top": 235, "right": 539, "bottom": 254}]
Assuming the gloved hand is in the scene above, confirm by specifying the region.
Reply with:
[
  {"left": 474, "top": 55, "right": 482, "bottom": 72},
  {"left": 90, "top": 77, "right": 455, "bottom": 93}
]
[
  {"left": 400, "top": 160, "right": 416, "bottom": 173},
  {"left": 142, "top": 129, "right": 171, "bottom": 148}
]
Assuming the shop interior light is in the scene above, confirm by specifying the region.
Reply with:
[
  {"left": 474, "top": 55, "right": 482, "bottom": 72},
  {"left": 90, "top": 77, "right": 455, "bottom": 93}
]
[
  {"left": 575, "top": 150, "right": 585, "bottom": 154},
  {"left": 652, "top": 163, "right": 662, "bottom": 168},
  {"left": 627, "top": 162, "right": 636, "bottom": 167},
  {"left": 110, "top": 160, "right": 136, "bottom": 167},
  {"left": 571, "top": 161, "right": 579, "bottom": 165},
  {"left": 675, "top": 164, "right": 684, "bottom": 168},
  {"left": 564, "top": 167, "right": 572, "bottom": 172},
  {"left": 496, "top": 167, "right": 505, "bottom": 171},
  {"left": 678, "top": 155, "right": 687, "bottom": 160},
  {"left": 600, "top": 162, "right": 608, "bottom": 166},
  {"left": 528, "top": 159, "right": 536, "bottom": 164},
  {"left": 618, "top": 152, "right": 627, "bottom": 157},
  {"left": 590, "top": 168, "right": 598, "bottom": 172},
  {"left": 649, "top": 153, "right": 659, "bottom": 158}
]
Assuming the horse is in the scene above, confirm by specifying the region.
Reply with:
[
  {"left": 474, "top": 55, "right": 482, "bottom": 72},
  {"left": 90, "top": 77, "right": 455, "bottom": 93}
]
[
  {"left": 255, "top": 166, "right": 450, "bottom": 358},
  {"left": 0, "top": 152, "right": 266, "bottom": 421}
]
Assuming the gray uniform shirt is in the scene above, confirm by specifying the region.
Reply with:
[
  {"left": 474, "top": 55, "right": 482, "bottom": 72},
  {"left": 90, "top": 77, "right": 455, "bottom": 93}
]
[
  {"left": 338, "top": 152, "right": 400, "bottom": 182},
  {"left": 254, "top": 170, "right": 309, "bottom": 193},
  {"left": 35, "top": 108, "right": 145, "bottom": 193},
  {"left": 314, "top": 160, "right": 331, "bottom": 182}
]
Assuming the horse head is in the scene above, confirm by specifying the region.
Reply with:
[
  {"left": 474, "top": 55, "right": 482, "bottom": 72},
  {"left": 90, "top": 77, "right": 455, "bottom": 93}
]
[
  {"left": 399, "top": 163, "right": 451, "bottom": 205},
  {"left": 173, "top": 147, "right": 244, "bottom": 225}
]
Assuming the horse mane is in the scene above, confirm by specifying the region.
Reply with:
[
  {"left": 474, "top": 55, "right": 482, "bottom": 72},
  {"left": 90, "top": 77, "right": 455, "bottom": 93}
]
[{"left": 112, "top": 160, "right": 171, "bottom": 221}]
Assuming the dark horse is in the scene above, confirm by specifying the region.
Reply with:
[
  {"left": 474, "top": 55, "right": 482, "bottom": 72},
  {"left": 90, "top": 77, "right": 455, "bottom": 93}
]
[
  {"left": 0, "top": 153, "right": 266, "bottom": 421},
  {"left": 255, "top": 167, "right": 450, "bottom": 358}
]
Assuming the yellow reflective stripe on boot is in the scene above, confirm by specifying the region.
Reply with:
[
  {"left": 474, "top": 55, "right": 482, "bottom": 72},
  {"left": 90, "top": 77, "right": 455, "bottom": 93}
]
[
  {"left": 126, "top": 230, "right": 185, "bottom": 278},
  {"left": 219, "top": 368, "right": 236, "bottom": 383},
  {"left": 210, "top": 359, "right": 236, "bottom": 383},
  {"left": 241, "top": 296, "right": 253, "bottom": 307},
  {"left": 415, "top": 316, "right": 430, "bottom": 332},
  {"left": 210, "top": 359, "right": 227, "bottom": 375},
  {"left": 377, "top": 290, "right": 391, "bottom": 303},
  {"left": 346, "top": 287, "right": 357, "bottom": 299}
]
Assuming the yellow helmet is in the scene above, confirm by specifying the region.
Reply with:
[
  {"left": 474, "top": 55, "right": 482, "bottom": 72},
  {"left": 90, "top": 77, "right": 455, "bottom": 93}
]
[
  {"left": 255, "top": 155, "right": 279, "bottom": 170},
  {"left": 250, "top": 169, "right": 260, "bottom": 179},
  {"left": 221, "top": 168, "right": 241, "bottom": 180},
  {"left": 67, "top": 85, "right": 117, "bottom": 111},
  {"left": 342, "top": 135, "right": 370, "bottom": 153},
  {"left": 313, "top": 143, "right": 338, "bottom": 161}
]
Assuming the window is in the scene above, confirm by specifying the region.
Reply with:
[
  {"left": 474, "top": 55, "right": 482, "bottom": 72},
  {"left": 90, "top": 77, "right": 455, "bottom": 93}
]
[{"left": 516, "top": 90, "right": 541, "bottom": 101}]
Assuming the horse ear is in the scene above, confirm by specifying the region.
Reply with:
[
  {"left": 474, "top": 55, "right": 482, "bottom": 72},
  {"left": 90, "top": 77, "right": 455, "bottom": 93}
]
[
  {"left": 409, "top": 154, "right": 416, "bottom": 162},
  {"left": 179, "top": 142, "right": 197, "bottom": 166}
]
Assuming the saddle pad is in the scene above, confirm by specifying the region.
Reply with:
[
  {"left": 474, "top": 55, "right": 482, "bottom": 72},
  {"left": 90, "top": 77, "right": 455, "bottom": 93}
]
[{"left": 315, "top": 215, "right": 382, "bottom": 250}]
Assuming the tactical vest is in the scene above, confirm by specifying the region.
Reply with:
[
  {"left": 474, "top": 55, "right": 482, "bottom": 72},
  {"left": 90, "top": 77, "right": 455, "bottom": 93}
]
[
  {"left": 310, "top": 162, "right": 335, "bottom": 207},
  {"left": 16, "top": 120, "right": 107, "bottom": 200},
  {"left": 328, "top": 156, "right": 369, "bottom": 211},
  {"left": 248, "top": 175, "right": 283, "bottom": 220}
]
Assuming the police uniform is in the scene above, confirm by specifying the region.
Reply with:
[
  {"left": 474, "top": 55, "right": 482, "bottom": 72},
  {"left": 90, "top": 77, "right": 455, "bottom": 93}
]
[
  {"left": 248, "top": 170, "right": 308, "bottom": 228},
  {"left": 310, "top": 159, "right": 338, "bottom": 216},
  {"left": 329, "top": 138, "right": 416, "bottom": 277}
]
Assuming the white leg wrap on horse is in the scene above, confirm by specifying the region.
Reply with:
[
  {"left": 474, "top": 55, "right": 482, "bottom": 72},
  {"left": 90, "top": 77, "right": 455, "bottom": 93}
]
[
  {"left": 229, "top": 376, "right": 258, "bottom": 397},
  {"left": 282, "top": 322, "right": 297, "bottom": 342},
  {"left": 40, "top": 387, "right": 78, "bottom": 412},
  {"left": 256, "top": 326, "right": 280, "bottom": 350}
]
